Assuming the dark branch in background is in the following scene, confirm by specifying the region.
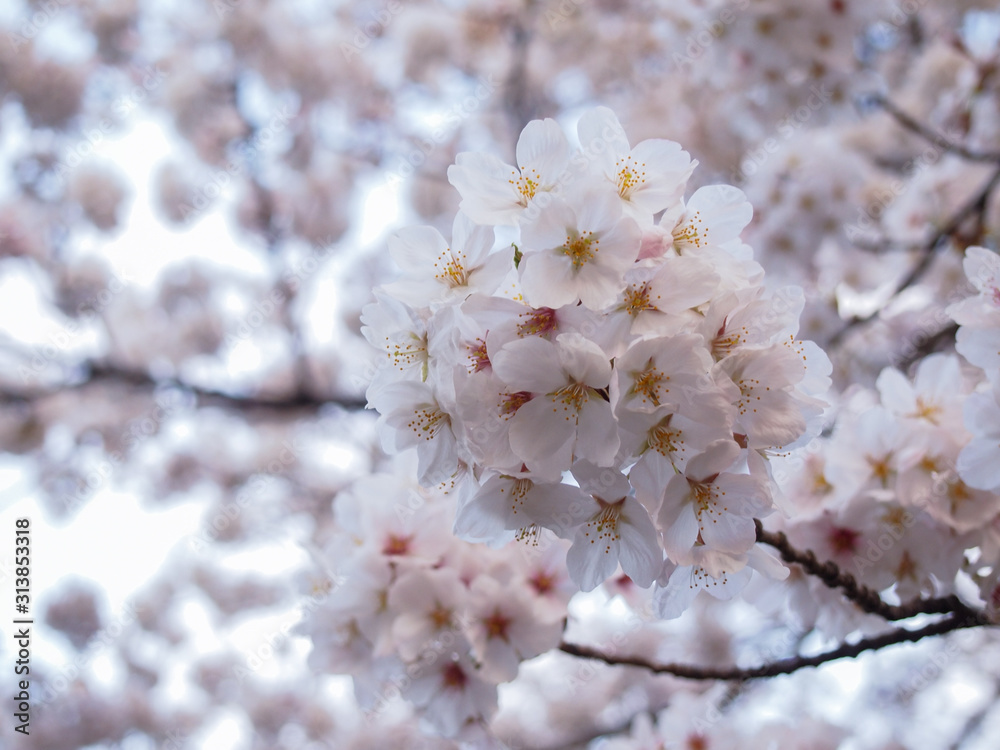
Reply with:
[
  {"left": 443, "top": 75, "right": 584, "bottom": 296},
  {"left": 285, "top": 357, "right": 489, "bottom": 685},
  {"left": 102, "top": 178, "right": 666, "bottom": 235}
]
[
  {"left": 895, "top": 321, "right": 960, "bottom": 372},
  {"left": 830, "top": 164, "right": 1000, "bottom": 345},
  {"left": 871, "top": 95, "right": 1000, "bottom": 163},
  {"left": 502, "top": 7, "right": 540, "bottom": 137},
  {"left": 949, "top": 677, "right": 1000, "bottom": 749},
  {"left": 87, "top": 361, "right": 369, "bottom": 412},
  {"left": 753, "top": 520, "right": 980, "bottom": 621},
  {"left": 0, "top": 354, "right": 368, "bottom": 414},
  {"left": 559, "top": 611, "right": 981, "bottom": 681}
]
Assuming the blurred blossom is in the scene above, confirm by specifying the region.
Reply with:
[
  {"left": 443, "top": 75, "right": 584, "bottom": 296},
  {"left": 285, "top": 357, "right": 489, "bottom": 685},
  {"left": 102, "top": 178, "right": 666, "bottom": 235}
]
[{"left": 2, "top": 2, "right": 1000, "bottom": 749}]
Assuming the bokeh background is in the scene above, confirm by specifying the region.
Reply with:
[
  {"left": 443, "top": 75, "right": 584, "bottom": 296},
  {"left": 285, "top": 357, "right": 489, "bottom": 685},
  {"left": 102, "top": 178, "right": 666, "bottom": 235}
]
[{"left": 2, "top": 1, "right": 1000, "bottom": 748}]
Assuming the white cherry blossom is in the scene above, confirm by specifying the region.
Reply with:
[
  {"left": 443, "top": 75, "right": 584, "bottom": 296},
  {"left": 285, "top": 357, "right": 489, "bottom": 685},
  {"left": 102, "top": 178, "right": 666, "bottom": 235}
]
[
  {"left": 562, "top": 462, "right": 662, "bottom": 591},
  {"left": 658, "top": 439, "right": 770, "bottom": 564},
  {"left": 491, "top": 332, "right": 619, "bottom": 475},
  {"left": 384, "top": 212, "right": 510, "bottom": 307},
  {"left": 447, "top": 117, "right": 571, "bottom": 225},
  {"left": 517, "top": 187, "right": 642, "bottom": 311},
  {"left": 577, "top": 105, "right": 695, "bottom": 223}
]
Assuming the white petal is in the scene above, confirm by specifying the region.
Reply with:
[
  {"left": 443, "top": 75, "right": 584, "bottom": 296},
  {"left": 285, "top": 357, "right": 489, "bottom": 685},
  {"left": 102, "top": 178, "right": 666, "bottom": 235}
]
[
  {"left": 508, "top": 396, "right": 576, "bottom": 471},
  {"left": 566, "top": 532, "right": 619, "bottom": 592},
  {"left": 575, "top": 398, "right": 620, "bottom": 466},
  {"left": 492, "top": 336, "right": 565, "bottom": 392},
  {"left": 616, "top": 497, "right": 662, "bottom": 587},
  {"left": 516, "top": 118, "right": 571, "bottom": 183}
]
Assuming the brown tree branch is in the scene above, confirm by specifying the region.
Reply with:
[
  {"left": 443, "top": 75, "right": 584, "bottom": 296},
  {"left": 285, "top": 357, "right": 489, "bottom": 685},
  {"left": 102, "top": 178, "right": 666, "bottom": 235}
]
[
  {"left": 872, "top": 95, "right": 1000, "bottom": 163},
  {"left": 830, "top": 164, "right": 1000, "bottom": 346},
  {"left": 559, "top": 520, "right": 992, "bottom": 683},
  {"left": 753, "top": 520, "right": 982, "bottom": 621},
  {"left": 0, "top": 356, "right": 368, "bottom": 414},
  {"left": 894, "top": 321, "right": 960, "bottom": 372},
  {"left": 559, "top": 611, "right": 982, "bottom": 680}
]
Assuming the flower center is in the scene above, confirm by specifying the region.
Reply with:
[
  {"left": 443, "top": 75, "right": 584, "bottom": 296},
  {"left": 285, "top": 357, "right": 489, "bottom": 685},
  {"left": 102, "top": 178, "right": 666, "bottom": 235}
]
[
  {"left": 581, "top": 498, "right": 625, "bottom": 554},
  {"left": 434, "top": 250, "right": 469, "bottom": 287},
  {"left": 466, "top": 337, "right": 490, "bottom": 373},
  {"left": 510, "top": 166, "right": 543, "bottom": 204},
  {"left": 483, "top": 608, "right": 512, "bottom": 641},
  {"left": 616, "top": 155, "right": 647, "bottom": 197},
  {"left": 442, "top": 662, "right": 468, "bottom": 690},
  {"left": 895, "top": 550, "right": 918, "bottom": 581},
  {"left": 515, "top": 523, "right": 542, "bottom": 546},
  {"left": 504, "top": 477, "right": 533, "bottom": 517},
  {"left": 647, "top": 415, "right": 684, "bottom": 457},
  {"left": 551, "top": 381, "right": 593, "bottom": 414},
  {"left": 529, "top": 569, "right": 556, "bottom": 595},
  {"left": 561, "top": 230, "right": 598, "bottom": 270},
  {"left": 829, "top": 526, "right": 860, "bottom": 554},
  {"left": 517, "top": 306, "right": 558, "bottom": 337},
  {"left": 499, "top": 391, "right": 533, "bottom": 417},
  {"left": 712, "top": 320, "right": 748, "bottom": 360},
  {"left": 387, "top": 332, "right": 427, "bottom": 371},
  {"left": 382, "top": 533, "right": 413, "bottom": 556},
  {"left": 734, "top": 375, "right": 767, "bottom": 417},
  {"left": 689, "top": 479, "right": 725, "bottom": 523},
  {"left": 673, "top": 210, "right": 707, "bottom": 250},
  {"left": 623, "top": 282, "right": 657, "bottom": 317},
  {"left": 629, "top": 362, "right": 669, "bottom": 406},
  {"left": 911, "top": 396, "right": 941, "bottom": 423},
  {"left": 866, "top": 455, "right": 892, "bottom": 485},
  {"left": 407, "top": 406, "right": 450, "bottom": 441},
  {"left": 947, "top": 479, "right": 972, "bottom": 513},
  {"left": 429, "top": 602, "right": 453, "bottom": 629}
]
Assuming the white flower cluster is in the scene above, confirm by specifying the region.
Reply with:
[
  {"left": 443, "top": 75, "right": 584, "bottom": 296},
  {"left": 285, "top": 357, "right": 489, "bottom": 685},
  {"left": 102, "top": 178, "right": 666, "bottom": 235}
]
[
  {"left": 948, "top": 247, "right": 1000, "bottom": 612},
  {"left": 751, "top": 247, "right": 1000, "bottom": 635},
  {"left": 298, "top": 466, "right": 572, "bottom": 739},
  {"left": 363, "top": 107, "right": 832, "bottom": 618}
]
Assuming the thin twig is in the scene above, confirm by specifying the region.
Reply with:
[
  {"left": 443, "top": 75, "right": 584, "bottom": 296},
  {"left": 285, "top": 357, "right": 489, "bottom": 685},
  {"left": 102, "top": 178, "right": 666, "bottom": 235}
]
[
  {"left": 830, "top": 165, "right": 1000, "bottom": 345},
  {"left": 559, "top": 611, "right": 982, "bottom": 681},
  {"left": 872, "top": 95, "right": 1000, "bottom": 163},
  {"left": 894, "top": 321, "right": 960, "bottom": 372},
  {"left": 754, "top": 520, "right": 981, "bottom": 621},
  {"left": 0, "top": 357, "right": 367, "bottom": 413}
]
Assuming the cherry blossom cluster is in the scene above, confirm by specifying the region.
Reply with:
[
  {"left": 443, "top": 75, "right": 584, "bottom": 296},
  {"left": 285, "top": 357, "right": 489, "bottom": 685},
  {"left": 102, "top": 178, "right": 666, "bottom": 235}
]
[
  {"left": 949, "top": 247, "right": 1000, "bottom": 612},
  {"left": 759, "top": 249, "right": 1000, "bottom": 634},
  {"left": 297, "top": 463, "right": 573, "bottom": 740},
  {"left": 363, "top": 107, "right": 832, "bottom": 619}
]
